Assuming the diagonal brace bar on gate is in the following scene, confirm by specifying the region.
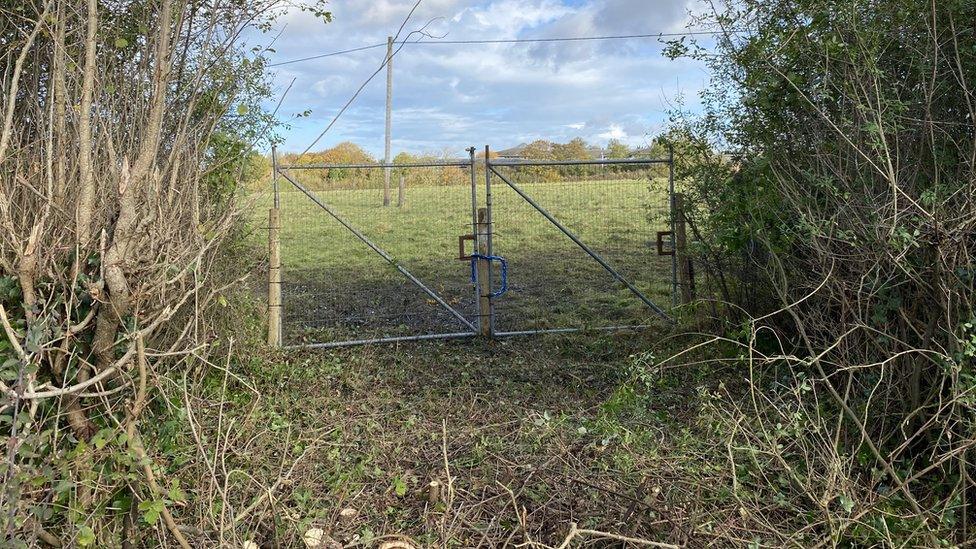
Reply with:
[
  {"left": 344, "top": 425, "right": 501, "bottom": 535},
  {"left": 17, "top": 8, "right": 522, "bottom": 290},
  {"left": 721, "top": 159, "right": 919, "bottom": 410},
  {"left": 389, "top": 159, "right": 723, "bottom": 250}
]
[
  {"left": 277, "top": 169, "right": 478, "bottom": 333},
  {"left": 488, "top": 166, "right": 674, "bottom": 324}
]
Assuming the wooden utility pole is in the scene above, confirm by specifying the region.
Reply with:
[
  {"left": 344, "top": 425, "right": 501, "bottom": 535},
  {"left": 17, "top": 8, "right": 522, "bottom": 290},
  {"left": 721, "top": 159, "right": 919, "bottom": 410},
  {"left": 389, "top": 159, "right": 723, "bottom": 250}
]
[
  {"left": 476, "top": 208, "right": 491, "bottom": 337},
  {"left": 383, "top": 35, "right": 393, "bottom": 207},
  {"left": 268, "top": 146, "right": 282, "bottom": 347}
]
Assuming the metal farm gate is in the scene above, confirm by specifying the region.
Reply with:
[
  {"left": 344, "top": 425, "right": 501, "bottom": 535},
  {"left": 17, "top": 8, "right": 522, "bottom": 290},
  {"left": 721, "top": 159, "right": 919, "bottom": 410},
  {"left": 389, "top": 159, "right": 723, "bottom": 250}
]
[{"left": 267, "top": 145, "right": 679, "bottom": 348}]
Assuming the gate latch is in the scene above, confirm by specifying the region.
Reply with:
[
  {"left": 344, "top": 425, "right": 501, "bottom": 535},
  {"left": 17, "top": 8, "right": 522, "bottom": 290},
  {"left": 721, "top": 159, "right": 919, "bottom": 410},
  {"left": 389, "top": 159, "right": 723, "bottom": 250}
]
[
  {"left": 460, "top": 234, "right": 508, "bottom": 298},
  {"left": 469, "top": 253, "right": 508, "bottom": 299},
  {"left": 458, "top": 234, "right": 475, "bottom": 260}
]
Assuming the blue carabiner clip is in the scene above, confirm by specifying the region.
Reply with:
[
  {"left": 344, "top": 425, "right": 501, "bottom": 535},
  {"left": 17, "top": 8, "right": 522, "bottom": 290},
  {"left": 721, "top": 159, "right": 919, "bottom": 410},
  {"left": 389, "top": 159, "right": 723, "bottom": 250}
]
[{"left": 469, "top": 253, "right": 508, "bottom": 298}]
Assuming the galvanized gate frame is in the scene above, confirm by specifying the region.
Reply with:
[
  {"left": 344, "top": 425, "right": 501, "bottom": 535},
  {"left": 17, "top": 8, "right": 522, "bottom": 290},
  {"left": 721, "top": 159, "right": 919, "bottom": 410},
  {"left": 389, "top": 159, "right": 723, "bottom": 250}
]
[
  {"left": 481, "top": 147, "right": 676, "bottom": 338},
  {"left": 273, "top": 148, "right": 485, "bottom": 348},
  {"left": 269, "top": 145, "right": 676, "bottom": 349}
]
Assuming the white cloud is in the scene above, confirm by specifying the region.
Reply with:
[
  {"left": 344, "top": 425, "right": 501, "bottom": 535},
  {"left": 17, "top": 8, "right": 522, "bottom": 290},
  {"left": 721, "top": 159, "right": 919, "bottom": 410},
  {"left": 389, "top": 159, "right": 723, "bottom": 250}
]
[
  {"left": 254, "top": 0, "right": 707, "bottom": 156},
  {"left": 311, "top": 75, "right": 350, "bottom": 96},
  {"left": 464, "top": 0, "right": 576, "bottom": 34},
  {"left": 597, "top": 123, "right": 627, "bottom": 140}
]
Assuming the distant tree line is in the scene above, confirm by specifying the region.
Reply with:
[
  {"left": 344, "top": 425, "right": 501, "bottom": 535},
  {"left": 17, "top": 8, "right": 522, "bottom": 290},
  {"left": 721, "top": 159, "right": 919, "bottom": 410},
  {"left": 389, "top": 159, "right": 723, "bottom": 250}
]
[
  {"left": 494, "top": 137, "right": 669, "bottom": 181},
  {"left": 275, "top": 138, "right": 670, "bottom": 191}
]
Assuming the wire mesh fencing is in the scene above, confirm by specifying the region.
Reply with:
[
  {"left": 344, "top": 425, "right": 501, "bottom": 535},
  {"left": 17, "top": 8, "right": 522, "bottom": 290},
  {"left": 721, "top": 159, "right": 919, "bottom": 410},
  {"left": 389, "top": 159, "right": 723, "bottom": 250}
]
[
  {"left": 486, "top": 159, "right": 673, "bottom": 334},
  {"left": 269, "top": 150, "right": 676, "bottom": 348},
  {"left": 276, "top": 161, "right": 479, "bottom": 346}
]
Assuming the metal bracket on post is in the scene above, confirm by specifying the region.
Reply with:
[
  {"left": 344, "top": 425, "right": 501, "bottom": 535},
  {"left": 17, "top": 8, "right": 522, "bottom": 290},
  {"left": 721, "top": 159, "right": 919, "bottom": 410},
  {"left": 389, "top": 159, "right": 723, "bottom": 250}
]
[
  {"left": 656, "top": 231, "right": 674, "bottom": 256},
  {"left": 458, "top": 234, "right": 475, "bottom": 260}
]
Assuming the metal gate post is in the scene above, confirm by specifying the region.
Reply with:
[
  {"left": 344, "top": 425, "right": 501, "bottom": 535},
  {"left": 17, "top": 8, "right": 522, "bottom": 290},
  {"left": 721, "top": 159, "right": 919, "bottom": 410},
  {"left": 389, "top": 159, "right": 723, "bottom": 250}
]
[
  {"left": 476, "top": 208, "right": 492, "bottom": 336},
  {"left": 484, "top": 145, "right": 496, "bottom": 336},
  {"left": 674, "top": 192, "right": 693, "bottom": 303},
  {"left": 467, "top": 147, "right": 485, "bottom": 334}
]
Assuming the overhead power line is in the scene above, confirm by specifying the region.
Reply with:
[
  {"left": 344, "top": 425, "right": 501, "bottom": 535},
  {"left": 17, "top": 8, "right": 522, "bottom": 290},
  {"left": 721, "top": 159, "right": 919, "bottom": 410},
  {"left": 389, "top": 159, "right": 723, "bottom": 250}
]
[
  {"left": 269, "top": 30, "right": 733, "bottom": 67},
  {"left": 294, "top": 0, "right": 426, "bottom": 159},
  {"left": 270, "top": 42, "right": 388, "bottom": 66}
]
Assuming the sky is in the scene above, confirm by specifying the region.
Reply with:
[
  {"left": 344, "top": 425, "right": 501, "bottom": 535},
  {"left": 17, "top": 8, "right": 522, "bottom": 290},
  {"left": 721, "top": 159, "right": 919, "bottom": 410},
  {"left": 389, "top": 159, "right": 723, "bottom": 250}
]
[{"left": 256, "top": 0, "right": 713, "bottom": 157}]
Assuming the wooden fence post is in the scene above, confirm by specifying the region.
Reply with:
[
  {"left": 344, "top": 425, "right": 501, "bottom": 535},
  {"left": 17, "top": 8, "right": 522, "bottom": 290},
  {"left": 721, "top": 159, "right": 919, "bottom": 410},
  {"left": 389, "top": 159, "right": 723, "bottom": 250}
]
[
  {"left": 268, "top": 207, "right": 282, "bottom": 347},
  {"left": 476, "top": 207, "right": 491, "bottom": 337},
  {"left": 674, "top": 193, "right": 694, "bottom": 304},
  {"left": 397, "top": 174, "right": 405, "bottom": 207}
]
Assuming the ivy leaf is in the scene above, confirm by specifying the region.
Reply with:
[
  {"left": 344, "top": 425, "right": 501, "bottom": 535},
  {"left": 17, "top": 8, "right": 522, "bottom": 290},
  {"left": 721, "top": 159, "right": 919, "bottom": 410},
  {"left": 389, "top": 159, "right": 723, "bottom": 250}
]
[
  {"left": 237, "top": 104, "right": 248, "bottom": 116},
  {"left": 114, "top": 37, "right": 129, "bottom": 48},
  {"left": 1, "top": 362, "right": 19, "bottom": 381}
]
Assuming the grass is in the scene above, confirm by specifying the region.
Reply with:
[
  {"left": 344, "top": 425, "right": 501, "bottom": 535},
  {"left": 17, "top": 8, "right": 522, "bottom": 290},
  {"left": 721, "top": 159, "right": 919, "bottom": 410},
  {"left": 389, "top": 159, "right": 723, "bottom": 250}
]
[
  {"left": 250, "top": 172, "right": 674, "bottom": 345},
  {"left": 168, "top": 331, "right": 734, "bottom": 547},
  {"left": 193, "top": 171, "right": 742, "bottom": 547}
]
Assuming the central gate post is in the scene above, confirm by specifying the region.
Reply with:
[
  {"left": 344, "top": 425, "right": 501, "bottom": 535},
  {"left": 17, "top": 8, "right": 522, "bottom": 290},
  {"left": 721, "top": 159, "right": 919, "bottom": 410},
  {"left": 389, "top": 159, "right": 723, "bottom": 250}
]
[
  {"left": 476, "top": 207, "right": 492, "bottom": 337},
  {"left": 268, "top": 145, "right": 282, "bottom": 347},
  {"left": 484, "top": 145, "right": 496, "bottom": 336}
]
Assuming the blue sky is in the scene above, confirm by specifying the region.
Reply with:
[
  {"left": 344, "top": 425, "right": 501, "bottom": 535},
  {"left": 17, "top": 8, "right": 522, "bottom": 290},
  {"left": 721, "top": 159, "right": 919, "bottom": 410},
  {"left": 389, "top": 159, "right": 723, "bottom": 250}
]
[{"left": 257, "top": 0, "right": 712, "bottom": 157}]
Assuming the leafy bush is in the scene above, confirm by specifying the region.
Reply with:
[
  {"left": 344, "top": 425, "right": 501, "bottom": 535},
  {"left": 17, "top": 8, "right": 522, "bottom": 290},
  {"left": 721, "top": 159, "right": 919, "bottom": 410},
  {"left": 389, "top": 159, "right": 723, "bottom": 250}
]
[
  {"left": 665, "top": 0, "right": 976, "bottom": 544},
  {"left": 0, "top": 1, "right": 324, "bottom": 545}
]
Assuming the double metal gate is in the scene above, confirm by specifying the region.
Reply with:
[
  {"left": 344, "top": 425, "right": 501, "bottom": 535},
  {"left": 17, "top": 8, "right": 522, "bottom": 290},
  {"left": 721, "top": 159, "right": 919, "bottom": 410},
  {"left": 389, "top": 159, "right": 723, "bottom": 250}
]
[{"left": 269, "top": 145, "right": 676, "bottom": 348}]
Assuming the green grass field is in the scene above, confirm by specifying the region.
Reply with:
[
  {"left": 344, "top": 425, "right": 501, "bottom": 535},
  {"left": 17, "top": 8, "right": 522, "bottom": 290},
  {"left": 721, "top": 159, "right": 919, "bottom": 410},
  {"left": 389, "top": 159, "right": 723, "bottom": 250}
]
[{"left": 250, "top": 172, "right": 674, "bottom": 344}]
